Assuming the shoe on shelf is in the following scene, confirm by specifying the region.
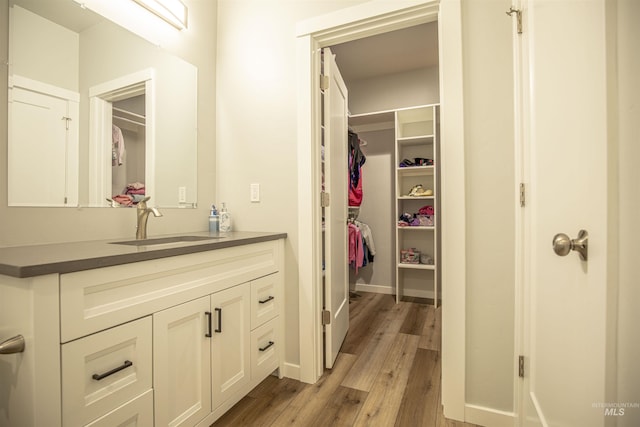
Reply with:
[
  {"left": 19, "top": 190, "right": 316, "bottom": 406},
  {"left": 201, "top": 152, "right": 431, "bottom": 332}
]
[{"left": 406, "top": 184, "right": 433, "bottom": 197}]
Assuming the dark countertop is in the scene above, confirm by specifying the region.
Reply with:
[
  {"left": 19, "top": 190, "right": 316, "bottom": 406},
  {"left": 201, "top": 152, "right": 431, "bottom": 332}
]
[{"left": 0, "top": 231, "right": 287, "bottom": 278}]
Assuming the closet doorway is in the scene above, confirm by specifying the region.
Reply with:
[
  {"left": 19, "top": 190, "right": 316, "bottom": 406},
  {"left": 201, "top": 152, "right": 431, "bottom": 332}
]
[
  {"left": 296, "top": 2, "right": 466, "bottom": 419},
  {"left": 321, "top": 23, "right": 440, "bottom": 370},
  {"left": 88, "top": 69, "right": 155, "bottom": 207}
]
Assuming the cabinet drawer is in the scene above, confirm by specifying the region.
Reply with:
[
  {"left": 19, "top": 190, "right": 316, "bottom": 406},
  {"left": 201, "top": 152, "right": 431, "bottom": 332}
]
[
  {"left": 85, "top": 389, "right": 153, "bottom": 427},
  {"left": 61, "top": 317, "right": 152, "bottom": 427},
  {"left": 251, "top": 274, "right": 279, "bottom": 329},
  {"left": 60, "top": 241, "right": 280, "bottom": 342},
  {"left": 250, "top": 318, "right": 279, "bottom": 382}
]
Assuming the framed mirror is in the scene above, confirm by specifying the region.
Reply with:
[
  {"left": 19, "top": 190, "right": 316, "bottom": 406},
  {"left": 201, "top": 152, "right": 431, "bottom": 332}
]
[{"left": 7, "top": 0, "right": 197, "bottom": 208}]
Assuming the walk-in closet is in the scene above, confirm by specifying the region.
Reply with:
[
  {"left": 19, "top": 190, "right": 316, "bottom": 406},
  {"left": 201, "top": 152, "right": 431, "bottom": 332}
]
[{"left": 328, "top": 21, "right": 441, "bottom": 305}]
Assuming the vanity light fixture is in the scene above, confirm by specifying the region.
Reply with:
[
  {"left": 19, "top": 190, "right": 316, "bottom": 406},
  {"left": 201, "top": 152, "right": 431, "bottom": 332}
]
[{"left": 133, "top": 0, "right": 188, "bottom": 30}]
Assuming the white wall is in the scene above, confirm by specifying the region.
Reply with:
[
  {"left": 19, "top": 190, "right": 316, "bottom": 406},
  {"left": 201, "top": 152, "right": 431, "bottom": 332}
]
[
  {"left": 616, "top": 0, "right": 640, "bottom": 425},
  {"left": 79, "top": 19, "right": 198, "bottom": 207},
  {"left": 10, "top": 5, "right": 79, "bottom": 92},
  {"left": 347, "top": 66, "right": 440, "bottom": 114},
  {"left": 349, "top": 128, "right": 395, "bottom": 292},
  {"left": 0, "top": 0, "right": 217, "bottom": 246},
  {"left": 217, "top": 0, "right": 517, "bottom": 415},
  {"left": 215, "top": 0, "right": 370, "bottom": 372},
  {"left": 462, "top": 0, "right": 515, "bottom": 412}
]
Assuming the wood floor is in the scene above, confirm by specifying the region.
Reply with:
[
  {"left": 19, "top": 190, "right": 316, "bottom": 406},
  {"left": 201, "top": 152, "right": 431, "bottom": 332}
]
[{"left": 213, "top": 292, "right": 480, "bottom": 427}]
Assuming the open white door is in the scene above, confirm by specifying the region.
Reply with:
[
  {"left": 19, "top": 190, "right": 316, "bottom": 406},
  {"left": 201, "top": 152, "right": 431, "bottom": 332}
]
[
  {"left": 520, "top": 0, "right": 612, "bottom": 425},
  {"left": 322, "top": 47, "right": 349, "bottom": 369}
]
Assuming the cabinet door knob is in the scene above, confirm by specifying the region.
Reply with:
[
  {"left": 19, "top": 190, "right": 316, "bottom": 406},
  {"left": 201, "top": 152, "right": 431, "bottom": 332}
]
[{"left": 0, "top": 335, "right": 25, "bottom": 354}]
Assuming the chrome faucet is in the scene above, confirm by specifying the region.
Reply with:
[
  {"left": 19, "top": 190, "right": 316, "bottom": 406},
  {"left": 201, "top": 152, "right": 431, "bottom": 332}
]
[{"left": 136, "top": 196, "right": 162, "bottom": 239}]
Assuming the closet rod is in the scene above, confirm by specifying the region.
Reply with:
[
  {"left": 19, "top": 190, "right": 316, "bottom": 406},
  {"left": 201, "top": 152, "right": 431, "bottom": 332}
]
[
  {"left": 113, "top": 115, "right": 145, "bottom": 126},
  {"left": 113, "top": 106, "right": 146, "bottom": 120}
]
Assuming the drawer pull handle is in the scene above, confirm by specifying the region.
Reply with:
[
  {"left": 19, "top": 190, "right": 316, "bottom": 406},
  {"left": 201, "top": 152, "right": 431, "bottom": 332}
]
[
  {"left": 92, "top": 360, "right": 133, "bottom": 381},
  {"left": 214, "top": 308, "right": 222, "bottom": 333},
  {"left": 259, "top": 296, "right": 275, "bottom": 304},
  {"left": 259, "top": 341, "right": 275, "bottom": 352},
  {"left": 205, "top": 311, "right": 212, "bottom": 337}
]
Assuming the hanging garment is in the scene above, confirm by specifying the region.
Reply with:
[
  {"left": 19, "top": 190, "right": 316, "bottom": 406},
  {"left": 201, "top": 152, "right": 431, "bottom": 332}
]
[
  {"left": 112, "top": 124, "right": 125, "bottom": 166},
  {"left": 348, "top": 223, "right": 364, "bottom": 272},
  {"left": 354, "top": 220, "right": 376, "bottom": 261},
  {"left": 348, "top": 130, "right": 366, "bottom": 206}
]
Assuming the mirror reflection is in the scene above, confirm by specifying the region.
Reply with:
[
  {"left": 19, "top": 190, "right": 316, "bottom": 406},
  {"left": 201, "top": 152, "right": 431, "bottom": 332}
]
[{"left": 8, "top": 0, "right": 198, "bottom": 208}]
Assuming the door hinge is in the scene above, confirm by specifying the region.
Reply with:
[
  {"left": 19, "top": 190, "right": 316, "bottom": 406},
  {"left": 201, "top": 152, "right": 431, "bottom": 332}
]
[
  {"left": 519, "top": 183, "right": 526, "bottom": 207},
  {"left": 321, "top": 191, "right": 330, "bottom": 208},
  {"left": 518, "top": 355, "right": 525, "bottom": 378},
  {"left": 322, "top": 310, "right": 331, "bottom": 325},
  {"left": 506, "top": 7, "right": 522, "bottom": 35},
  {"left": 64, "top": 197, "right": 68, "bottom": 204},
  {"left": 320, "top": 75, "right": 329, "bottom": 91}
]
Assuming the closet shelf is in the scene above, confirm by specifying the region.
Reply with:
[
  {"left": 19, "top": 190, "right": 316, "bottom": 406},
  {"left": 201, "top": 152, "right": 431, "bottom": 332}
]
[
  {"left": 395, "top": 104, "right": 440, "bottom": 306},
  {"left": 397, "top": 135, "right": 434, "bottom": 146},
  {"left": 398, "top": 195, "right": 435, "bottom": 200},
  {"left": 397, "top": 166, "right": 434, "bottom": 176},
  {"left": 397, "top": 226, "right": 435, "bottom": 231},
  {"left": 398, "top": 263, "right": 436, "bottom": 271}
]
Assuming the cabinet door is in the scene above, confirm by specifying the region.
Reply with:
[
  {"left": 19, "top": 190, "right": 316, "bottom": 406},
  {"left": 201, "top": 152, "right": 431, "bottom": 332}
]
[
  {"left": 153, "top": 297, "right": 212, "bottom": 427},
  {"left": 211, "top": 283, "right": 251, "bottom": 408}
]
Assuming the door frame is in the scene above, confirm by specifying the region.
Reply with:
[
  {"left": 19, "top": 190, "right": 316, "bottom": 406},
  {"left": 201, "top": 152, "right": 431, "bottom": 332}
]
[
  {"left": 295, "top": 0, "right": 467, "bottom": 420},
  {"left": 88, "top": 68, "right": 155, "bottom": 207}
]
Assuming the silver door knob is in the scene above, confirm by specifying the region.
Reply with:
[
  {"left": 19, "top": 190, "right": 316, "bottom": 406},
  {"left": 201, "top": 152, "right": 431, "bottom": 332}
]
[
  {"left": 552, "top": 230, "right": 588, "bottom": 261},
  {"left": 0, "top": 335, "right": 25, "bottom": 354}
]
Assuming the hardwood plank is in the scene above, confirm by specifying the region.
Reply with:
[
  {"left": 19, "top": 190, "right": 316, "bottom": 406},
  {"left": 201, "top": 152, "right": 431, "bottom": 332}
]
[
  {"left": 341, "top": 302, "right": 412, "bottom": 391},
  {"left": 352, "top": 333, "right": 419, "bottom": 426},
  {"left": 395, "top": 348, "right": 440, "bottom": 426},
  {"left": 347, "top": 291, "right": 376, "bottom": 319},
  {"left": 270, "top": 352, "right": 358, "bottom": 425},
  {"left": 419, "top": 304, "right": 441, "bottom": 351},
  {"left": 399, "top": 301, "right": 429, "bottom": 335},
  {"left": 341, "top": 293, "right": 395, "bottom": 355},
  {"left": 213, "top": 377, "right": 305, "bottom": 426},
  {"left": 308, "top": 386, "right": 368, "bottom": 427},
  {"left": 214, "top": 294, "right": 483, "bottom": 427}
]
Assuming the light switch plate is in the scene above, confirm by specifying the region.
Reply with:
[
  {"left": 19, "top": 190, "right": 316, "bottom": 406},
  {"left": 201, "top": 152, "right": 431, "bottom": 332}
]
[{"left": 250, "top": 183, "right": 260, "bottom": 202}]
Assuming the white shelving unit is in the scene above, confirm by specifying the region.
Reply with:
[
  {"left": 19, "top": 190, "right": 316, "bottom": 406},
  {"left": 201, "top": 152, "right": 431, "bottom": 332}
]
[{"left": 395, "top": 104, "right": 440, "bottom": 305}]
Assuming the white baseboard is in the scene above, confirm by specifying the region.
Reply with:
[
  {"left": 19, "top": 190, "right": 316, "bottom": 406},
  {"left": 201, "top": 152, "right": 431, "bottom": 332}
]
[
  {"left": 282, "top": 362, "right": 300, "bottom": 381},
  {"left": 353, "top": 283, "right": 435, "bottom": 300},
  {"left": 402, "top": 287, "right": 435, "bottom": 299},
  {"left": 465, "top": 403, "right": 517, "bottom": 427},
  {"left": 354, "top": 283, "right": 393, "bottom": 294}
]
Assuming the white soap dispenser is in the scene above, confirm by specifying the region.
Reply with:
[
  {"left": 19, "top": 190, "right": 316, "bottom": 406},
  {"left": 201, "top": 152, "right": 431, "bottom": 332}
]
[{"left": 219, "top": 202, "right": 232, "bottom": 232}]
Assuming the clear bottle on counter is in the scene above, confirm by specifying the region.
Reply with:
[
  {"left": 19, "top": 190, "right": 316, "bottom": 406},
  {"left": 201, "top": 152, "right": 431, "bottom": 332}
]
[{"left": 219, "top": 202, "right": 232, "bottom": 232}]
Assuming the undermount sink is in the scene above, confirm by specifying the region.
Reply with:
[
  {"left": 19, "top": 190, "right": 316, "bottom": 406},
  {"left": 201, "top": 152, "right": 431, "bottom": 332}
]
[{"left": 111, "top": 235, "right": 224, "bottom": 246}]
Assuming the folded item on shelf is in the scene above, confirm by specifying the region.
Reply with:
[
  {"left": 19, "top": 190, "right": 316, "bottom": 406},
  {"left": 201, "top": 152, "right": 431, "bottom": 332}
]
[{"left": 414, "top": 157, "right": 434, "bottom": 166}]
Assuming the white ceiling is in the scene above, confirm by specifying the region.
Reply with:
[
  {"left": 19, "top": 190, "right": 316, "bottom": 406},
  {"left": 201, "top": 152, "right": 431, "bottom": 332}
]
[
  {"left": 13, "top": 0, "right": 103, "bottom": 33},
  {"left": 330, "top": 21, "right": 439, "bottom": 84}
]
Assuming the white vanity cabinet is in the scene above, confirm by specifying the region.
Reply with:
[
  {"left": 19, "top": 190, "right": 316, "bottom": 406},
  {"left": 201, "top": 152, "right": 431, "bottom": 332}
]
[{"left": 0, "top": 236, "right": 285, "bottom": 427}]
